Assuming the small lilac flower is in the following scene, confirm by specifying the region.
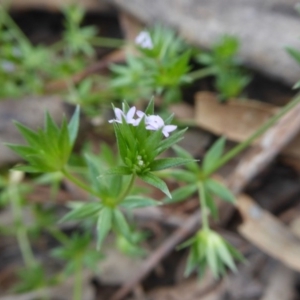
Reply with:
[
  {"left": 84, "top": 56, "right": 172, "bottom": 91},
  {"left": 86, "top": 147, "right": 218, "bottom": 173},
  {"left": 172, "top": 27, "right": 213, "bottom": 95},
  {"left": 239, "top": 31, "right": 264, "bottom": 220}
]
[
  {"left": 109, "top": 106, "right": 137, "bottom": 125},
  {"left": 135, "top": 31, "right": 153, "bottom": 49},
  {"left": 145, "top": 115, "right": 177, "bottom": 137}
]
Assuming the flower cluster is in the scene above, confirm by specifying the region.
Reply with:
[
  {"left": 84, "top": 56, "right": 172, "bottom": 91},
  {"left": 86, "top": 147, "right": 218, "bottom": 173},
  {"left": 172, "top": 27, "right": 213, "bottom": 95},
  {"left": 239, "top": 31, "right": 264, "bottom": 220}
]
[
  {"left": 107, "top": 100, "right": 190, "bottom": 198},
  {"left": 109, "top": 105, "right": 177, "bottom": 138}
]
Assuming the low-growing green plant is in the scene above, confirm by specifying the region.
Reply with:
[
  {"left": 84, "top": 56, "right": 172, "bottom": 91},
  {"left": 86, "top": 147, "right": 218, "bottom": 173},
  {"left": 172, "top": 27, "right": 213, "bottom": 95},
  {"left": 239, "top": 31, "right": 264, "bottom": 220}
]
[
  {"left": 5, "top": 92, "right": 300, "bottom": 297},
  {"left": 0, "top": 4, "right": 123, "bottom": 98},
  {"left": 2, "top": 5, "right": 300, "bottom": 298},
  {"left": 110, "top": 28, "right": 251, "bottom": 105},
  {"left": 110, "top": 25, "right": 192, "bottom": 105}
]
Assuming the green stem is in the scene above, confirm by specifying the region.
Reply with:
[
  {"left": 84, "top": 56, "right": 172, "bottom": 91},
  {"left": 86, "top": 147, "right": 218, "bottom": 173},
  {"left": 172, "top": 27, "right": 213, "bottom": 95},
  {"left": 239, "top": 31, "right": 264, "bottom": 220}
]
[
  {"left": 206, "top": 93, "right": 300, "bottom": 176},
  {"left": 117, "top": 174, "right": 136, "bottom": 203},
  {"left": 9, "top": 184, "right": 36, "bottom": 268},
  {"left": 198, "top": 181, "right": 209, "bottom": 230},
  {"left": 73, "top": 257, "right": 83, "bottom": 300},
  {"left": 188, "top": 67, "right": 216, "bottom": 81},
  {"left": 61, "top": 167, "right": 100, "bottom": 198},
  {"left": 90, "top": 37, "right": 124, "bottom": 48}
]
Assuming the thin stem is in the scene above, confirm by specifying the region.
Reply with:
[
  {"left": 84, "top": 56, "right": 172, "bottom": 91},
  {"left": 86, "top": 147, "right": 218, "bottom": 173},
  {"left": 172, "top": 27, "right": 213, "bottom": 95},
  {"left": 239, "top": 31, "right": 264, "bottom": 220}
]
[
  {"left": 9, "top": 184, "right": 36, "bottom": 268},
  {"left": 198, "top": 181, "right": 209, "bottom": 230},
  {"left": 90, "top": 37, "right": 124, "bottom": 48},
  {"left": 61, "top": 167, "right": 100, "bottom": 198},
  {"left": 188, "top": 67, "right": 216, "bottom": 81},
  {"left": 73, "top": 257, "right": 83, "bottom": 300},
  {"left": 206, "top": 93, "right": 300, "bottom": 176},
  {"left": 117, "top": 174, "right": 136, "bottom": 203}
]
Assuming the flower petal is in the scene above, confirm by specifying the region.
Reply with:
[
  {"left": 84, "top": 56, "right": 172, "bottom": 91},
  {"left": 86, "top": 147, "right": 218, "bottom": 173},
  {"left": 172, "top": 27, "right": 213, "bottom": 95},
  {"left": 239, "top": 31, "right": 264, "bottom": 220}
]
[
  {"left": 114, "top": 108, "right": 124, "bottom": 122},
  {"left": 126, "top": 106, "right": 136, "bottom": 121},
  {"left": 162, "top": 125, "right": 177, "bottom": 137},
  {"left": 136, "top": 110, "right": 145, "bottom": 118}
]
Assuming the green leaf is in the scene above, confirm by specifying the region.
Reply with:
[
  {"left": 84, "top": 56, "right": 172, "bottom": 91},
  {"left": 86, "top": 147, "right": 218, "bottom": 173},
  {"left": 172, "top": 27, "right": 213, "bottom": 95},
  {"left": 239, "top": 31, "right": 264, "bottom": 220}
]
[
  {"left": 172, "top": 145, "right": 199, "bottom": 172},
  {"left": 113, "top": 123, "right": 128, "bottom": 163},
  {"left": 164, "top": 169, "right": 196, "bottom": 183},
  {"left": 150, "top": 158, "right": 196, "bottom": 171},
  {"left": 205, "top": 190, "right": 218, "bottom": 220},
  {"left": 113, "top": 209, "right": 132, "bottom": 242},
  {"left": 184, "top": 244, "right": 198, "bottom": 277},
  {"left": 164, "top": 184, "right": 197, "bottom": 203},
  {"left": 215, "top": 242, "right": 237, "bottom": 272},
  {"left": 121, "top": 195, "right": 161, "bottom": 209},
  {"left": 12, "top": 165, "right": 40, "bottom": 173},
  {"left": 97, "top": 207, "right": 113, "bottom": 250},
  {"left": 6, "top": 144, "right": 36, "bottom": 159},
  {"left": 156, "top": 128, "right": 187, "bottom": 155},
  {"left": 14, "top": 122, "right": 40, "bottom": 147},
  {"left": 205, "top": 178, "right": 235, "bottom": 204},
  {"left": 84, "top": 153, "right": 103, "bottom": 194},
  {"left": 45, "top": 112, "right": 60, "bottom": 143},
  {"left": 225, "top": 241, "right": 245, "bottom": 262},
  {"left": 139, "top": 172, "right": 171, "bottom": 198},
  {"left": 100, "top": 143, "right": 116, "bottom": 167},
  {"left": 60, "top": 202, "right": 102, "bottom": 222},
  {"left": 144, "top": 98, "right": 155, "bottom": 115},
  {"left": 144, "top": 128, "right": 163, "bottom": 160},
  {"left": 68, "top": 105, "right": 80, "bottom": 146},
  {"left": 58, "top": 117, "right": 71, "bottom": 163},
  {"left": 206, "top": 242, "right": 219, "bottom": 278},
  {"left": 286, "top": 47, "right": 300, "bottom": 64},
  {"left": 293, "top": 80, "right": 300, "bottom": 89},
  {"left": 99, "top": 166, "right": 132, "bottom": 177},
  {"left": 202, "top": 137, "right": 225, "bottom": 174}
]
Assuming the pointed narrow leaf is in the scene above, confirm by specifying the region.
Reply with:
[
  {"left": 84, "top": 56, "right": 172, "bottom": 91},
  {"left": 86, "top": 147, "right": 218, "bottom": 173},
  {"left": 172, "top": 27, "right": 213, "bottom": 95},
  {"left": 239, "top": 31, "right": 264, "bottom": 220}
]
[
  {"left": 139, "top": 172, "right": 171, "bottom": 198},
  {"left": 144, "top": 98, "right": 154, "bottom": 115},
  {"left": 84, "top": 153, "right": 102, "bottom": 193},
  {"left": 14, "top": 122, "right": 40, "bottom": 147},
  {"left": 107, "top": 175, "right": 123, "bottom": 198},
  {"left": 99, "top": 166, "right": 132, "bottom": 177},
  {"left": 205, "top": 190, "right": 218, "bottom": 220},
  {"left": 6, "top": 144, "right": 36, "bottom": 158},
  {"left": 164, "top": 184, "right": 197, "bottom": 204},
  {"left": 113, "top": 123, "right": 128, "bottom": 163},
  {"left": 184, "top": 245, "right": 198, "bottom": 277},
  {"left": 60, "top": 202, "right": 102, "bottom": 222},
  {"left": 121, "top": 195, "right": 160, "bottom": 209},
  {"left": 205, "top": 179, "right": 235, "bottom": 204},
  {"left": 113, "top": 209, "right": 132, "bottom": 241},
  {"left": 216, "top": 242, "right": 237, "bottom": 272},
  {"left": 144, "top": 128, "right": 163, "bottom": 160},
  {"left": 164, "top": 113, "right": 174, "bottom": 125},
  {"left": 172, "top": 145, "right": 199, "bottom": 172},
  {"left": 202, "top": 137, "right": 225, "bottom": 174},
  {"left": 45, "top": 111, "right": 59, "bottom": 139},
  {"left": 150, "top": 158, "right": 196, "bottom": 171},
  {"left": 225, "top": 241, "right": 245, "bottom": 262},
  {"left": 156, "top": 128, "right": 187, "bottom": 155},
  {"left": 165, "top": 169, "right": 196, "bottom": 183},
  {"left": 68, "top": 105, "right": 80, "bottom": 145},
  {"left": 97, "top": 207, "right": 112, "bottom": 249},
  {"left": 13, "top": 165, "right": 40, "bottom": 173},
  {"left": 206, "top": 243, "right": 219, "bottom": 278},
  {"left": 286, "top": 47, "right": 300, "bottom": 64},
  {"left": 58, "top": 117, "right": 71, "bottom": 163}
]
